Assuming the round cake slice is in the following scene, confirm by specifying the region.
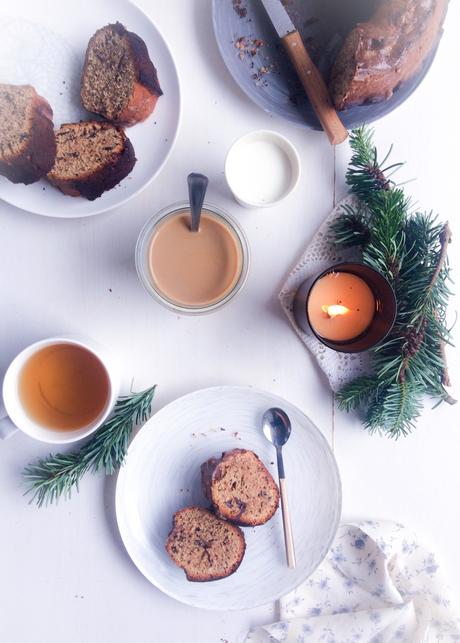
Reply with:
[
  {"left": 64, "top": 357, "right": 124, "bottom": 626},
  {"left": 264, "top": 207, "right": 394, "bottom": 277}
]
[
  {"left": 81, "top": 22, "right": 163, "bottom": 126},
  {"left": 201, "top": 449, "right": 280, "bottom": 526},
  {"left": 0, "top": 84, "right": 56, "bottom": 185},
  {"left": 165, "top": 507, "right": 246, "bottom": 582},
  {"left": 329, "top": 0, "right": 449, "bottom": 110},
  {"left": 47, "top": 121, "right": 136, "bottom": 200}
]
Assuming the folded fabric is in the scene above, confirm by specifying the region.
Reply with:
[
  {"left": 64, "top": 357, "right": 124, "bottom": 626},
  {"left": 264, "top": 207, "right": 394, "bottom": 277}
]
[
  {"left": 246, "top": 520, "right": 460, "bottom": 643},
  {"left": 279, "top": 196, "right": 371, "bottom": 393}
]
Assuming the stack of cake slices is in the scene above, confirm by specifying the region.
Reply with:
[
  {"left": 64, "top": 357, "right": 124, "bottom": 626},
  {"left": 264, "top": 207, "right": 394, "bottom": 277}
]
[
  {"left": 166, "top": 449, "right": 280, "bottom": 582},
  {"left": 0, "top": 21, "right": 163, "bottom": 200}
]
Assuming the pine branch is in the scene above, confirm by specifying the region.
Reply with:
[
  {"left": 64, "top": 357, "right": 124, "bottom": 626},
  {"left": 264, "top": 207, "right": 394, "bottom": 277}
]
[
  {"left": 345, "top": 126, "right": 403, "bottom": 204},
  {"left": 336, "top": 375, "right": 379, "bottom": 412},
  {"left": 331, "top": 203, "right": 370, "bottom": 248},
  {"left": 428, "top": 222, "right": 452, "bottom": 290},
  {"left": 398, "top": 222, "right": 452, "bottom": 384},
  {"left": 363, "top": 381, "right": 423, "bottom": 438},
  {"left": 440, "top": 339, "right": 451, "bottom": 387},
  {"left": 333, "top": 127, "right": 455, "bottom": 437},
  {"left": 360, "top": 189, "right": 408, "bottom": 282},
  {"left": 23, "top": 386, "right": 156, "bottom": 506}
]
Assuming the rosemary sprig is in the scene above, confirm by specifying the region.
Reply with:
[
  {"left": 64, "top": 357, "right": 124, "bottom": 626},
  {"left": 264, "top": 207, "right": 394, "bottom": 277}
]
[{"left": 24, "top": 386, "right": 156, "bottom": 506}]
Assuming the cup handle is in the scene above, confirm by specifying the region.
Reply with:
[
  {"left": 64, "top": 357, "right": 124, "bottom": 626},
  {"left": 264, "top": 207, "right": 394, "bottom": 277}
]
[{"left": 0, "top": 416, "right": 18, "bottom": 440}]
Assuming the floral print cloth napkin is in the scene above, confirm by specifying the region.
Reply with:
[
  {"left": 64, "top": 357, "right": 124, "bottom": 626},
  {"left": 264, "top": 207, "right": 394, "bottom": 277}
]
[{"left": 246, "top": 521, "right": 460, "bottom": 643}]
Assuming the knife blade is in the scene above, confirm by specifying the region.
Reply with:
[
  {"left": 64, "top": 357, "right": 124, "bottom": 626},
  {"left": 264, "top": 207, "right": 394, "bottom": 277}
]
[
  {"left": 259, "top": 0, "right": 296, "bottom": 37},
  {"left": 259, "top": 0, "right": 348, "bottom": 145}
]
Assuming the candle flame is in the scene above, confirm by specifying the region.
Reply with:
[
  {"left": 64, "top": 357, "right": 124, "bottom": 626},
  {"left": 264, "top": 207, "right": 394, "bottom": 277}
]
[{"left": 322, "top": 304, "right": 349, "bottom": 318}]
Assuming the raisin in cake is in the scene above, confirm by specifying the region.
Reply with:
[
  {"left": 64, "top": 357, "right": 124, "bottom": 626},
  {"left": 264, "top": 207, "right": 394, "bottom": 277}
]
[
  {"left": 329, "top": 0, "right": 449, "bottom": 110},
  {"left": 0, "top": 84, "right": 56, "bottom": 185},
  {"left": 165, "top": 507, "right": 246, "bottom": 582},
  {"left": 81, "top": 22, "right": 163, "bottom": 126},
  {"left": 201, "top": 449, "right": 280, "bottom": 526},
  {"left": 47, "top": 121, "right": 136, "bottom": 200}
]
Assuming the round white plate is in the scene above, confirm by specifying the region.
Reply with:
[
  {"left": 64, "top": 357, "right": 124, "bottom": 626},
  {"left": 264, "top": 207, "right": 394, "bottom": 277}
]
[
  {"left": 116, "top": 386, "right": 341, "bottom": 610},
  {"left": 0, "top": 0, "right": 181, "bottom": 217}
]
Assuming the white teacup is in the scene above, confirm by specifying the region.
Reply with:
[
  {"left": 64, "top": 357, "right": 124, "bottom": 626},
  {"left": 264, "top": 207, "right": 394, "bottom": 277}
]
[{"left": 1, "top": 336, "right": 120, "bottom": 444}]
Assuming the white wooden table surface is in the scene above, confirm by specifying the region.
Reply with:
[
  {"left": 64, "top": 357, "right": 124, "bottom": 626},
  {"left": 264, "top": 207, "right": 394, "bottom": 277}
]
[{"left": 1, "top": 1, "right": 459, "bottom": 642}]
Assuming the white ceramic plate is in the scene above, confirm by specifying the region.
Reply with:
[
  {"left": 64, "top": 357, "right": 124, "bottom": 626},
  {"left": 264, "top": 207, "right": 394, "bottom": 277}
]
[
  {"left": 0, "top": 0, "right": 181, "bottom": 217},
  {"left": 116, "top": 386, "right": 341, "bottom": 610}
]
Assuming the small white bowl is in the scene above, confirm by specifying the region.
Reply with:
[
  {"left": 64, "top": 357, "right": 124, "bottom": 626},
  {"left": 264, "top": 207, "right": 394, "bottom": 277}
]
[{"left": 225, "top": 129, "right": 300, "bottom": 208}]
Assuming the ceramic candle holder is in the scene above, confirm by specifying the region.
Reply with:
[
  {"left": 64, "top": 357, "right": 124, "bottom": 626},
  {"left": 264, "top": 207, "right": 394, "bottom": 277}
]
[{"left": 293, "top": 262, "right": 397, "bottom": 353}]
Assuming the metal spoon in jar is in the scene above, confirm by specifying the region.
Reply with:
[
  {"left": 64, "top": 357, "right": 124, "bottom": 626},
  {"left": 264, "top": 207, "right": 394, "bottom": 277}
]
[
  {"left": 187, "top": 172, "right": 208, "bottom": 232},
  {"left": 262, "top": 407, "right": 296, "bottom": 569}
]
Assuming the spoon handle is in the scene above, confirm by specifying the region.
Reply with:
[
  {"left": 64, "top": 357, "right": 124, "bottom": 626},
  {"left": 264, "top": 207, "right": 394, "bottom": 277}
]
[
  {"left": 187, "top": 172, "right": 208, "bottom": 232},
  {"left": 279, "top": 477, "right": 296, "bottom": 569}
]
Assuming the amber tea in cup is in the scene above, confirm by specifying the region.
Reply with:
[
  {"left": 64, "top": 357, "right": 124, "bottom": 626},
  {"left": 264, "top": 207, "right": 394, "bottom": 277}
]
[{"left": 18, "top": 343, "right": 110, "bottom": 431}]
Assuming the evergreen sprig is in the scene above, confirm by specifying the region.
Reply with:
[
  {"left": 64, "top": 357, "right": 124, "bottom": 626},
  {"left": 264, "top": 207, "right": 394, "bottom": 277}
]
[
  {"left": 332, "top": 127, "right": 455, "bottom": 438},
  {"left": 24, "top": 386, "right": 156, "bottom": 506}
]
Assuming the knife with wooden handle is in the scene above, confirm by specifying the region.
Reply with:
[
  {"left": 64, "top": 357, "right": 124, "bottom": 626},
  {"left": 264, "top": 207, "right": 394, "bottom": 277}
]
[{"left": 260, "top": 0, "right": 348, "bottom": 146}]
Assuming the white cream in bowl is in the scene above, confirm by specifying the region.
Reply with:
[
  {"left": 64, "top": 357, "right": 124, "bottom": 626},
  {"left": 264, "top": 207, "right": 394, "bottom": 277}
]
[{"left": 225, "top": 130, "right": 300, "bottom": 208}]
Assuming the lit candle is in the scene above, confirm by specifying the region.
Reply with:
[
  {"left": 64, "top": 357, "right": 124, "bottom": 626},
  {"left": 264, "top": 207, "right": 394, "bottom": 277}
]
[{"left": 307, "top": 271, "right": 375, "bottom": 342}]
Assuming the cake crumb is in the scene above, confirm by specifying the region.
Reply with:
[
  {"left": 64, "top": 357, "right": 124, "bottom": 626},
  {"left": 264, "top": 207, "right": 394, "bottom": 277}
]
[
  {"left": 252, "top": 64, "right": 274, "bottom": 86},
  {"left": 234, "top": 36, "right": 265, "bottom": 62},
  {"left": 232, "top": 0, "right": 247, "bottom": 18}
]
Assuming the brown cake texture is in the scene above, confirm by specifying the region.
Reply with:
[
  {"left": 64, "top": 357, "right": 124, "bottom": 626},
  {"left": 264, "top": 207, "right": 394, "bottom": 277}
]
[
  {"left": 201, "top": 449, "right": 280, "bottom": 526},
  {"left": 165, "top": 507, "right": 246, "bottom": 582},
  {"left": 81, "top": 22, "right": 163, "bottom": 126},
  {"left": 0, "top": 84, "right": 56, "bottom": 185},
  {"left": 47, "top": 121, "right": 136, "bottom": 200},
  {"left": 329, "top": 0, "right": 449, "bottom": 110}
]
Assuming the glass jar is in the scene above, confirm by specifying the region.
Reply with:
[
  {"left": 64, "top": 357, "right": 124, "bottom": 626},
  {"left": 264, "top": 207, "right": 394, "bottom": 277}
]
[{"left": 135, "top": 201, "right": 250, "bottom": 315}]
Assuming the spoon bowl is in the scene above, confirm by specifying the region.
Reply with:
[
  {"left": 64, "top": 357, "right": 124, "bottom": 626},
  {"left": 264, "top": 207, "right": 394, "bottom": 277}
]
[{"left": 262, "top": 407, "right": 292, "bottom": 448}]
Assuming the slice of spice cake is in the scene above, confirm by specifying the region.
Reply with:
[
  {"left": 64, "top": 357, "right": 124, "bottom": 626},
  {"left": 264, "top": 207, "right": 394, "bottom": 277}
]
[
  {"left": 201, "top": 449, "right": 279, "bottom": 526},
  {"left": 0, "top": 84, "right": 56, "bottom": 184},
  {"left": 47, "top": 121, "right": 136, "bottom": 200},
  {"left": 81, "top": 22, "right": 163, "bottom": 126},
  {"left": 166, "top": 506, "right": 246, "bottom": 582}
]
